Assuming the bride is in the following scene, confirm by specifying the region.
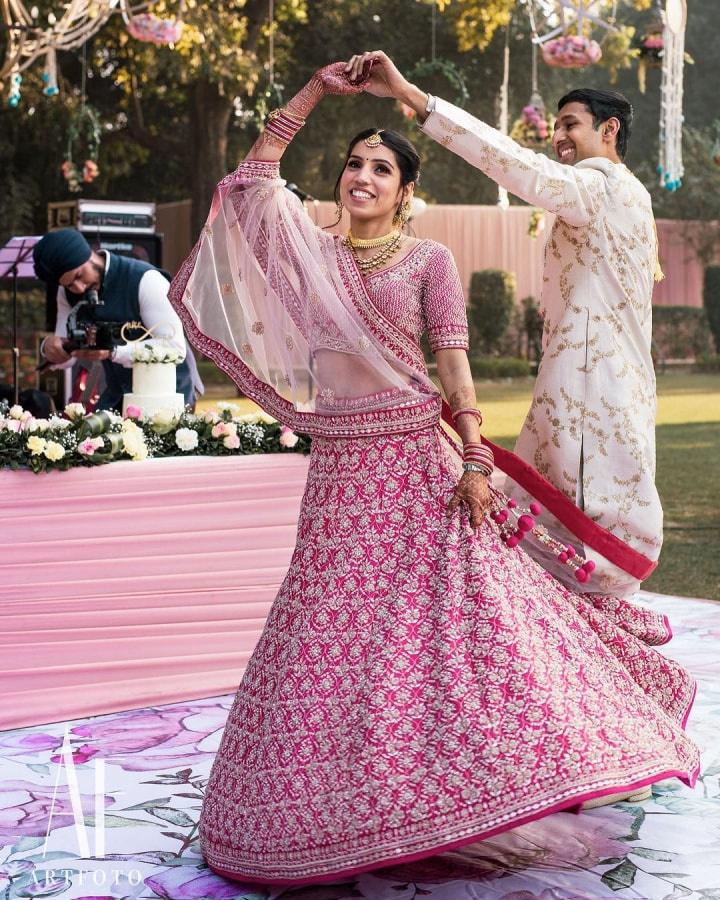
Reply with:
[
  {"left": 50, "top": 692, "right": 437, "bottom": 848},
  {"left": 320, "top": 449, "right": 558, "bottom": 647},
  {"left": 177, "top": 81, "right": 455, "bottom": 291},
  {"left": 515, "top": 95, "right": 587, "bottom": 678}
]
[{"left": 169, "top": 62, "right": 698, "bottom": 886}]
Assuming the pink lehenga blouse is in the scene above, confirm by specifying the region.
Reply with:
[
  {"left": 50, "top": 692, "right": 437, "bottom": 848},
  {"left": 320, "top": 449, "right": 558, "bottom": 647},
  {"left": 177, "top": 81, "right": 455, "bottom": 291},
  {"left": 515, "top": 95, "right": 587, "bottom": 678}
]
[{"left": 169, "top": 160, "right": 699, "bottom": 886}]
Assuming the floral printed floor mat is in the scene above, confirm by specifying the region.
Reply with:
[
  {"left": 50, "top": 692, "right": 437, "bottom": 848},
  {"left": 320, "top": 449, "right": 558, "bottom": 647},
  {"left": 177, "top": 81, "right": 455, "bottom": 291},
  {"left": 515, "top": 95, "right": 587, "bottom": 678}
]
[{"left": 2, "top": 592, "right": 718, "bottom": 900}]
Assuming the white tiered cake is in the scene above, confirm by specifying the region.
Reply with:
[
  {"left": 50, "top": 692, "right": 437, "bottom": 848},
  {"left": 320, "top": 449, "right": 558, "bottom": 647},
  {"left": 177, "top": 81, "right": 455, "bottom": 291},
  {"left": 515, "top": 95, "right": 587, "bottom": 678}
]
[{"left": 122, "top": 361, "right": 184, "bottom": 419}]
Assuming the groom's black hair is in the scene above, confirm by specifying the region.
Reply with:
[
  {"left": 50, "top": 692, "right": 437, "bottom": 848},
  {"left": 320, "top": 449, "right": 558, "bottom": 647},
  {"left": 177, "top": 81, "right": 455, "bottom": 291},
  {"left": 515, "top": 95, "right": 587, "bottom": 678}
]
[{"left": 558, "top": 88, "right": 633, "bottom": 159}]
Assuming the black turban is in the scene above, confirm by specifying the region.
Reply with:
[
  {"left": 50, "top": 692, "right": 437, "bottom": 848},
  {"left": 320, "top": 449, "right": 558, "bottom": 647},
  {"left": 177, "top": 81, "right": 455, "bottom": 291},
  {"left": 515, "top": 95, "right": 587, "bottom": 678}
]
[{"left": 33, "top": 229, "right": 92, "bottom": 283}]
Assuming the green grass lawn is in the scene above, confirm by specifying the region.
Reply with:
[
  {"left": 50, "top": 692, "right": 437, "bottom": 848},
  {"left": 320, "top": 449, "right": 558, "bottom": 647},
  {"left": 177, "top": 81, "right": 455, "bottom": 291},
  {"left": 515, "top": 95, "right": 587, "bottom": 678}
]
[{"left": 199, "top": 372, "right": 720, "bottom": 600}]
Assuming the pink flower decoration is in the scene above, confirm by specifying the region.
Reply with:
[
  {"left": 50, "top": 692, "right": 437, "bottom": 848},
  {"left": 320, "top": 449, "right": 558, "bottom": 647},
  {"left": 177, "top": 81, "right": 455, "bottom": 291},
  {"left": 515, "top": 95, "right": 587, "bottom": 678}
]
[
  {"left": 127, "top": 14, "right": 184, "bottom": 46},
  {"left": 279, "top": 424, "right": 299, "bottom": 448},
  {"left": 542, "top": 35, "right": 602, "bottom": 68},
  {"left": 125, "top": 404, "right": 142, "bottom": 419},
  {"left": 78, "top": 437, "right": 103, "bottom": 456},
  {"left": 223, "top": 434, "right": 241, "bottom": 450}
]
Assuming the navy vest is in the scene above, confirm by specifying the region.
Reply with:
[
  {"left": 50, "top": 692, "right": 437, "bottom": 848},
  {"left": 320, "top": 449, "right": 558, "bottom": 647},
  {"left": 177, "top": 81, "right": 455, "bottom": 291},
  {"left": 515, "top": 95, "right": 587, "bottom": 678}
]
[{"left": 77, "top": 254, "right": 195, "bottom": 411}]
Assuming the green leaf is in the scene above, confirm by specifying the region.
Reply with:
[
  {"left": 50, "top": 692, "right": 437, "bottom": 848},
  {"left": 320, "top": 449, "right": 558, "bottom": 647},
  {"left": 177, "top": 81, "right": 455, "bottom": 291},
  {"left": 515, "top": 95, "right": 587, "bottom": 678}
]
[
  {"left": 147, "top": 806, "right": 196, "bottom": 827},
  {"left": 82, "top": 814, "right": 156, "bottom": 827},
  {"left": 630, "top": 847, "right": 674, "bottom": 862},
  {"left": 602, "top": 859, "right": 638, "bottom": 891},
  {"left": 122, "top": 797, "right": 173, "bottom": 810}
]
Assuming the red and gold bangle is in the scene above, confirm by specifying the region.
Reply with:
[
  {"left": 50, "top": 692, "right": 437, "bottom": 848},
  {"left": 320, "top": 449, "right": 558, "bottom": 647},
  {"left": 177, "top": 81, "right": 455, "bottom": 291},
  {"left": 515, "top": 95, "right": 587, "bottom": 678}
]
[
  {"left": 452, "top": 406, "right": 483, "bottom": 426},
  {"left": 265, "top": 108, "right": 306, "bottom": 144},
  {"left": 462, "top": 441, "right": 494, "bottom": 476}
]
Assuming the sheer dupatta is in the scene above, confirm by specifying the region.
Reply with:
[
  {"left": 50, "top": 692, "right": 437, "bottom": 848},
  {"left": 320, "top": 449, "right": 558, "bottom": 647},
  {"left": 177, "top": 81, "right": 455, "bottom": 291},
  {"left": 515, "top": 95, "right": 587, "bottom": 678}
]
[{"left": 169, "top": 160, "right": 441, "bottom": 437}]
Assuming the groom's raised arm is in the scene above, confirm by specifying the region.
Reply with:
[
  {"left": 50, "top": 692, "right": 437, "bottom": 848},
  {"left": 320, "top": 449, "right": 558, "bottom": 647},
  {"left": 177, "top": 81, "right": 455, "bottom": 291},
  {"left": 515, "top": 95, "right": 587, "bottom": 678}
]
[{"left": 421, "top": 97, "right": 602, "bottom": 227}]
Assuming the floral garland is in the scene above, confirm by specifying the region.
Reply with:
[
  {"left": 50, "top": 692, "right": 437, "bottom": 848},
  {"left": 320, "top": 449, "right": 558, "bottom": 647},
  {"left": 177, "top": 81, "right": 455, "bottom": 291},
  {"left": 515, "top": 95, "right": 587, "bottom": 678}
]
[{"left": 0, "top": 402, "right": 310, "bottom": 475}]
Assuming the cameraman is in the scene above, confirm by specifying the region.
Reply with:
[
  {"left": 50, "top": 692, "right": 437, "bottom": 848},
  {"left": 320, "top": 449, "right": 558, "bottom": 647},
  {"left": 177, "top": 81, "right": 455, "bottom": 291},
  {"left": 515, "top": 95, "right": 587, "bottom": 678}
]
[{"left": 33, "top": 228, "right": 203, "bottom": 411}]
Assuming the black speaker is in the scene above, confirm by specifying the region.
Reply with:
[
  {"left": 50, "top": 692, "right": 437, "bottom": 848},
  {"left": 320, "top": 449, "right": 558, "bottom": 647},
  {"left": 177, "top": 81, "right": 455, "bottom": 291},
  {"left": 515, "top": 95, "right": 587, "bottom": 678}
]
[{"left": 86, "top": 231, "right": 164, "bottom": 268}]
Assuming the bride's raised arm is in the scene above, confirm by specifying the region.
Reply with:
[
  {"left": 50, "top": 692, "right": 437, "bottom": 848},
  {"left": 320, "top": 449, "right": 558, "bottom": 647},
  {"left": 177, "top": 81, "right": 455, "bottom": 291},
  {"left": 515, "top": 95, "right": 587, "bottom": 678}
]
[{"left": 246, "top": 62, "right": 368, "bottom": 164}]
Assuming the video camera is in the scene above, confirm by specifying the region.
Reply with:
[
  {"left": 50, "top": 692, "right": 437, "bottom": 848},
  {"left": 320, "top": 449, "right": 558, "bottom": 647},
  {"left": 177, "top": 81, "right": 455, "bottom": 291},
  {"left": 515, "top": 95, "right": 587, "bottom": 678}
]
[
  {"left": 37, "top": 289, "right": 145, "bottom": 370},
  {"left": 65, "top": 290, "right": 145, "bottom": 351}
]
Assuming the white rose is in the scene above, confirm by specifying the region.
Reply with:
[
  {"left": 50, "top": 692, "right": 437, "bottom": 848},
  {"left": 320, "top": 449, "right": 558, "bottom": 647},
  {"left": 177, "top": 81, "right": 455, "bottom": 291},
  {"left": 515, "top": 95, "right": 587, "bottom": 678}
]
[
  {"left": 64, "top": 402, "right": 86, "bottom": 420},
  {"left": 8, "top": 405, "right": 24, "bottom": 419},
  {"left": 153, "top": 409, "right": 178, "bottom": 428},
  {"left": 217, "top": 402, "right": 241, "bottom": 414},
  {"left": 175, "top": 427, "right": 199, "bottom": 452},
  {"left": 48, "top": 416, "right": 72, "bottom": 429}
]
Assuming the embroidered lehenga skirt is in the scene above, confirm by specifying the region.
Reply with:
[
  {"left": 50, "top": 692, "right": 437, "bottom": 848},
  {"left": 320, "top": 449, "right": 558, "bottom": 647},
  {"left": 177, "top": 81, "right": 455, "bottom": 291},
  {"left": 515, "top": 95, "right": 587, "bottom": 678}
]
[{"left": 199, "top": 425, "right": 699, "bottom": 884}]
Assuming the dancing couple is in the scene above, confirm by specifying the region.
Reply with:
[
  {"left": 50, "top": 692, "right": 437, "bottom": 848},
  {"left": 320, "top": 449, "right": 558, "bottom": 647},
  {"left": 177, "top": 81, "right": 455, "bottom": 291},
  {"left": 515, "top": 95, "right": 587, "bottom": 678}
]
[{"left": 169, "top": 54, "right": 699, "bottom": 885}]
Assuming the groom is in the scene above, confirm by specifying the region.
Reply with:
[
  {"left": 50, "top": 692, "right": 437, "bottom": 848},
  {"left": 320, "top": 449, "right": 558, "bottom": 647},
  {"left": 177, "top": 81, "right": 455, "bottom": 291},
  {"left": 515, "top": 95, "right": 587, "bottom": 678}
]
[{"left": 346, "top": 52, "right": 663, "bottom": 597}]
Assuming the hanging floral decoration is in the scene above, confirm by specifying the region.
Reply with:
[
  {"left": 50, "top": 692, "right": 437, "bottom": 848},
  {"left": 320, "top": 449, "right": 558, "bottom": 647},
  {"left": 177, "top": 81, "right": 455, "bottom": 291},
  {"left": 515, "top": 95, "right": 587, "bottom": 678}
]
[
  {"left": 598, "top": 25, "right": 638, "bottom": 83},
  {"left": 542, "top": 34, "right": 603, "bottom": 68},
  {"left": 125, "top": 12, "right": 184, "bottom": 45},
  {"left": 510, "top": 99, "right": 553, "bottom": 149},
  {"left": 62, "top": 104, "right": 102, "bottom": 193},
  {"left": 528, "top": 209, "right": 546, "bottom": 239}
]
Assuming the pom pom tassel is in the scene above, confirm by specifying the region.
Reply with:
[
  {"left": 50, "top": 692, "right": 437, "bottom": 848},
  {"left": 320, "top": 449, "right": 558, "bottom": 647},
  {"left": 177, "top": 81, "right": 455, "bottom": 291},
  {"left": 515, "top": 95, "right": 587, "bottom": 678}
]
[{"left": 489, "top": 490, "right": 595, "bottom": 584}]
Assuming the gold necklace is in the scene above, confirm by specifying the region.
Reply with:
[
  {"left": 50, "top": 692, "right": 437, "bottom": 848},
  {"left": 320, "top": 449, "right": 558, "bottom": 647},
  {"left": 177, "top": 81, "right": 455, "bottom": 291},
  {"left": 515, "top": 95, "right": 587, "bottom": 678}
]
[
  {"left": 346, "top": 231, "right": 403, "bottom": 275},
  {"left": 344, "top": 229, "right": 400, "bottom": 249}
]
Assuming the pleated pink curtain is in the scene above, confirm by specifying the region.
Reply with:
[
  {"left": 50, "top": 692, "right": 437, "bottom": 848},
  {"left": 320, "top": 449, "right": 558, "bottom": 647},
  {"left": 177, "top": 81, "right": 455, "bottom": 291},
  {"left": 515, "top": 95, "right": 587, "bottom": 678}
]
[
  {"left": 307, "top": 203, "right": 713, "bottom": 308},
  {"left": 1, "top": 454, "right": 310, "bottom": 730}
]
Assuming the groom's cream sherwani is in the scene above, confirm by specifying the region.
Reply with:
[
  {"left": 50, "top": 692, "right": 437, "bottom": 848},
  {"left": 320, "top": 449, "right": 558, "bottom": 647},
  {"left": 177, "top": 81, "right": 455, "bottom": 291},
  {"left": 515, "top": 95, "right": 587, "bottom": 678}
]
[{"left": 423, "top": 98, "right": 662, "bottom": 596}]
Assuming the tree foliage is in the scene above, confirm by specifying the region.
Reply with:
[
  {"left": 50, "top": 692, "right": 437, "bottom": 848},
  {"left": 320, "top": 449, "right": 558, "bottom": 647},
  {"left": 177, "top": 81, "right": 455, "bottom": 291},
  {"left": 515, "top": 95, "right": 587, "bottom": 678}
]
[{"left": 1, "top": 0, "right": 719, "bottom": 258}]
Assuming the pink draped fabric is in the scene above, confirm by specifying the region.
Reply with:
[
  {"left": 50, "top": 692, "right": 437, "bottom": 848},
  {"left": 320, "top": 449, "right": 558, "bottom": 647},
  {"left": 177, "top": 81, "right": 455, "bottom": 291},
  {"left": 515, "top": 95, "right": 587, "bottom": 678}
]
[{"left": 0, "top": 454, "right": 309, "bottom": 731}]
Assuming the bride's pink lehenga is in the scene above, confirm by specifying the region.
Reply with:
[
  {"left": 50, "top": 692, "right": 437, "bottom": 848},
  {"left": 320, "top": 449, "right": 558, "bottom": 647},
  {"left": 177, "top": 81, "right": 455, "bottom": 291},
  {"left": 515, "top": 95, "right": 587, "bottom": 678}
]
[{"left": 169, "top": 161, "right": 699, "bottom": 886}]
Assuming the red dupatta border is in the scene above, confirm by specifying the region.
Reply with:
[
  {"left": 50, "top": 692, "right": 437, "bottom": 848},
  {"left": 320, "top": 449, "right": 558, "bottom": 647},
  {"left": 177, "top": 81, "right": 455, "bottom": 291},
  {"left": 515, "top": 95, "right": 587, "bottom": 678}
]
[{"left": 440, "top": 400, "right": 657, "bottom": 581}]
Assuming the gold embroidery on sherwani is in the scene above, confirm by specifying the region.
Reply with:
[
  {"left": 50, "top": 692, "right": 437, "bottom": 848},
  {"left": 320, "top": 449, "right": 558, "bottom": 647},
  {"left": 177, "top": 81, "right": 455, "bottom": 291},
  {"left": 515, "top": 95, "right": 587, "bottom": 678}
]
[{"left": 423, "top": 98, "right": 663, "bottom": 594}]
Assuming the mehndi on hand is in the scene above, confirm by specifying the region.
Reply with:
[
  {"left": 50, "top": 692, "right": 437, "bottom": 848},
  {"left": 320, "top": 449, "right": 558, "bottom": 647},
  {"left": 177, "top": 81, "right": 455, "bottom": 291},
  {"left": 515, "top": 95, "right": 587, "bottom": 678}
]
[{"left": 447, "top": 470, "right": 493, "bottom": 530}]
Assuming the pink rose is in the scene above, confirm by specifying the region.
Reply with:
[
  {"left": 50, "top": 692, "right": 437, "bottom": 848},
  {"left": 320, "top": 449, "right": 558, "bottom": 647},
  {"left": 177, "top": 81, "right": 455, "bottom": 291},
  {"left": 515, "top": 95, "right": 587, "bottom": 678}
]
[
  {"left": 4, "top": 419, "right": 21, "bottom": 433},
  {"left": 125, "top": 404, "right": 142, "bottom": 419},
  {"left": 279, "top": 425, "right": 299, "bottom": 448},
  {"left": 223, "top": 434, "right": 241, "bottom": 450},
  {"left": 78, "top": 437, "right": 103, "bottom": 456}
]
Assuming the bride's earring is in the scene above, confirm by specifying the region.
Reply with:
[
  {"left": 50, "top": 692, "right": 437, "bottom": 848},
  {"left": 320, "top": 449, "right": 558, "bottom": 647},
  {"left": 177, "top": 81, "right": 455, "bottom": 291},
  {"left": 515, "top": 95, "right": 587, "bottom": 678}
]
[
  {"left": 335, "top": 200, "right": 344, "bottom": 220},
  {"left": 394, "top": 199, "right": 411, "bottom": 228}
]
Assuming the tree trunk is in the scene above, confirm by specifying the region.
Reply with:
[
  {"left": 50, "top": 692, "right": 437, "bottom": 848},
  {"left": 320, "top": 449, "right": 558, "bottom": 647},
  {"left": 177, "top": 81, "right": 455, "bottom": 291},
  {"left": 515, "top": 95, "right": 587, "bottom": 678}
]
[{"left": 189, "top": 78, "right": 233, "bottom": 238}]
